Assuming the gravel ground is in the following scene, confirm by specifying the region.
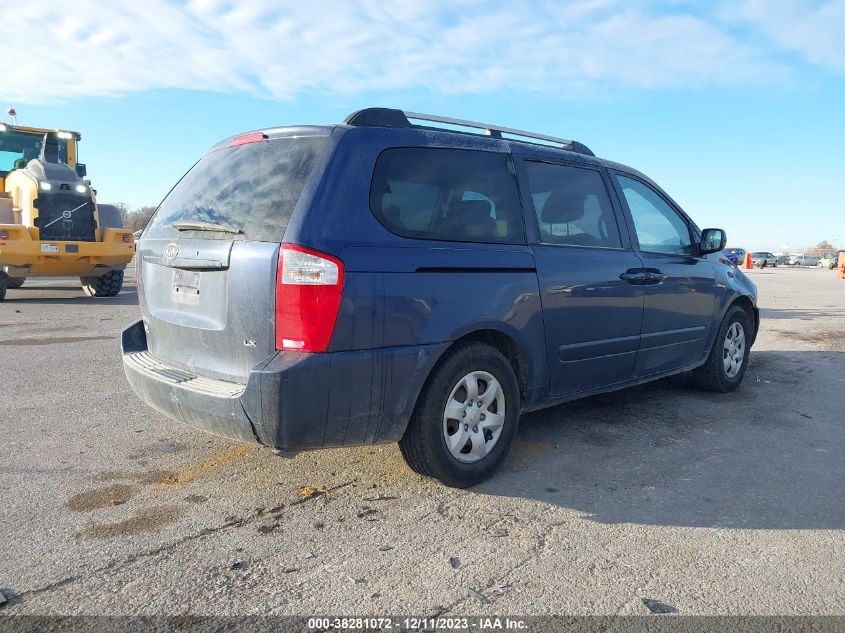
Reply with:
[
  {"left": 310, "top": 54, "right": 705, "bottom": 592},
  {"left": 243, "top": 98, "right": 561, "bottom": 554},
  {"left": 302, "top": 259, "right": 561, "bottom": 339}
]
[{"left": 1, "top": 264, "right": 843, "bottom": 616}]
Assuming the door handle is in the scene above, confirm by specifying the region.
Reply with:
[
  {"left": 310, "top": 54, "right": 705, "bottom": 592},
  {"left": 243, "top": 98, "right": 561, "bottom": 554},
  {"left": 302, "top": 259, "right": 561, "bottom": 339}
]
[
  {"left": 645, "top": 270, "right": 668, "bottom": 282},
  {"left": 619, "top": 270, "right": 647, "bottom": 284}
]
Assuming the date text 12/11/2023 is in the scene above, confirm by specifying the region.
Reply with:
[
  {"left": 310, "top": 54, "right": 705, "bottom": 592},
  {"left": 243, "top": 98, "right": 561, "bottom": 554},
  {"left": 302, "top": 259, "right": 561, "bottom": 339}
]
[{"left": 307, "top": 616, "right": 528, "bottom": 630}]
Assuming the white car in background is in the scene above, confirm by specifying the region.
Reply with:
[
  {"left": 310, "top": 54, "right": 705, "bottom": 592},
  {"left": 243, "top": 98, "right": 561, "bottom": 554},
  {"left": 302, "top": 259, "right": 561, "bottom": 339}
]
[
  {"left": 788, "top": 254, "right": 819, "bottom": 266},
  {"left": 750, "top": 251, "right": 777, "bottom": 268},
  {"left": 817, "top": 252, "right": 842, "bottom": 269}
]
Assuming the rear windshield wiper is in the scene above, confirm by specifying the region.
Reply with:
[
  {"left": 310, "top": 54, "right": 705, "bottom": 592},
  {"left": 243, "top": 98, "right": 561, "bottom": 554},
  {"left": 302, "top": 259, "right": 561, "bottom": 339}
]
[{"left": 172, "top": 220, "right": 242, "bottom": 234}]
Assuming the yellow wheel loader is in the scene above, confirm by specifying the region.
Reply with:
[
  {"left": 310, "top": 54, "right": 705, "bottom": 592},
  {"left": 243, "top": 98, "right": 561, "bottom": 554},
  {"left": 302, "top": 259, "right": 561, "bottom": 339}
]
[{"left": 0, "top": 121, "right": 134, "bottom": 300}]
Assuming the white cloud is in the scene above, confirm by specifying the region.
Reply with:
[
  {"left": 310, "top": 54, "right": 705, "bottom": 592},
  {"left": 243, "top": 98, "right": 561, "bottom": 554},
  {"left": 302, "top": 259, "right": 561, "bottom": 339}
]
[
  {"left": 719, "top": 0, "right": 845, "bottom": 70},
  {"left": 0, "top": 0, "right": 833, "bottom": 104}
]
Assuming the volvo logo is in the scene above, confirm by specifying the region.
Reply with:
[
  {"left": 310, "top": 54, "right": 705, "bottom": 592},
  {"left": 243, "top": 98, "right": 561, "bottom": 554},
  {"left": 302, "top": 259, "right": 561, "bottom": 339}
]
[{"left": 163, "top": 243, "right": 179, "bottom": 261}]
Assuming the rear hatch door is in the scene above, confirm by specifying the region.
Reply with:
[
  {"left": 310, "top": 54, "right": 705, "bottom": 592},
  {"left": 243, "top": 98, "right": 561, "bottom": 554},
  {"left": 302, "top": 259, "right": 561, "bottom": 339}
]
[{"left": 137, "top": 131, "right": 330, "bottom": 383}]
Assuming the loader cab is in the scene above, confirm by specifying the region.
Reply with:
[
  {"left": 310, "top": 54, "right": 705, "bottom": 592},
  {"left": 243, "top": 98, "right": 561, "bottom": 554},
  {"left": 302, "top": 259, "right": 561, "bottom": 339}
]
[{"left": 0, "top": 124, "right": 78, "bottom": 191}]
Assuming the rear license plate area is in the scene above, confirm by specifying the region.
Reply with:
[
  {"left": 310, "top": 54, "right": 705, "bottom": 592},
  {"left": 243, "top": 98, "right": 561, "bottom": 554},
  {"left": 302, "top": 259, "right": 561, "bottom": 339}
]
[{"left": 172, "top": 269, "right": 200, "bottom": 304}]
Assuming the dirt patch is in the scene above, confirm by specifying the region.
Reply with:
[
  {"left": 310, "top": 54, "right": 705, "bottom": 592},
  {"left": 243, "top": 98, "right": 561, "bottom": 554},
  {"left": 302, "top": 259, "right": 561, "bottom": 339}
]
[
  {"left": 0, "top": 335, "right": 114, "bottom": 346},
  {"left": 297, "top": 485, "right": 327, "bottom": 499},
  {"left": 668, "top": 416, "right": 713, "bottom": 431},
  {"left": 506, "top": 440, "right": 556, "bottom": 468},
  {"left": 371, "top": 462, "right": 414, "bottom": 483},
  {"left": 66, "top": 484, "right": 140, "bottom": 512},
  {"left": 771, "top": 329, "right": 845, "bottom": 350},
  {"left": 91, "top": 469, "right": 176, "bottom": 485},
  {"left": 157, "top": 444, "right": 255, "bottom": 487},
  {"left": 127, "top": 442, "right": 185, "bottom": 461},
  {"left": 580, "top": 428, "right": 618, "bottom": 447},
  {"left": 79, "top": 505, "right": 185, "bottom": 539},
  {"left": 652, "top": 435, "right": 688, "bottom": 447}
]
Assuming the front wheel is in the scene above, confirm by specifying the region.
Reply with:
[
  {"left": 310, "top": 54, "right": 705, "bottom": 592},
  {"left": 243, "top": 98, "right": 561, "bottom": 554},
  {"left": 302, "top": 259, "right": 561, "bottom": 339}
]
[
  {"left": 6, "top": 277, "right": 25, "bottom": 289},
  {"left": 693, "top": 305, "right": 752, "bottom": 392},
  {"left": 399, "top": 342, "right": 521, "bottom": 488},
  {"left": 81, "top": 270, "right": 124, "bottom": 297}
]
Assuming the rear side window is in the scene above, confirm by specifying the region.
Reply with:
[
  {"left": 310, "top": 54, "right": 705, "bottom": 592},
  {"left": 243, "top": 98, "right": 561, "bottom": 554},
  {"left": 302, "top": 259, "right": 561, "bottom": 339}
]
[
  {"left": 146, "top": 135, "right": 328, "bottom": 242},
  {"left": 524, "top": 161, "right": 622, "bottom": 248},
  {"left": 370, "top": 148, "right": 524, "bottom": 244}
]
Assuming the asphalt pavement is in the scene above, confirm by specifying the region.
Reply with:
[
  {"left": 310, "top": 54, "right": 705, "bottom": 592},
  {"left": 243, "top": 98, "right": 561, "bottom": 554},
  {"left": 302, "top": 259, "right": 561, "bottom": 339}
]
[{"left": 1, "top": 264, "right": 843, "bottom": 615}]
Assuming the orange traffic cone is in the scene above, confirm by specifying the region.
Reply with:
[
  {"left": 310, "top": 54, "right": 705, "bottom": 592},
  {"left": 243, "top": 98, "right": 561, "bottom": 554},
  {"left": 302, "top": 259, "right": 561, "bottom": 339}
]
[
  {"left": 838, "top": 252, "right": 845, "bottom": 279},
  {"left": 745, "top": 252, "right": 753, "bottom": 269}
]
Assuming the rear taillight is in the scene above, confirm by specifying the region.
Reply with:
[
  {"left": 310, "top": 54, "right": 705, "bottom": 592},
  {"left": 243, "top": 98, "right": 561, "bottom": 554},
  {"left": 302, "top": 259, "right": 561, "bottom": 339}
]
[{"left": 276, "top": 244, "right": 344, "bottom": 352}]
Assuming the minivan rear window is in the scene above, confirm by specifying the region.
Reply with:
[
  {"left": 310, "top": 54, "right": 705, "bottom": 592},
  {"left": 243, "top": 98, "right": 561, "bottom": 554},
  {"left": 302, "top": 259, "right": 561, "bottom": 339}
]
[
  {"left": 145, "top": 135, "right": 328, "bottom": 242},
  {"left": 370, "top": 148, "right": 524, "bottom": 244}
]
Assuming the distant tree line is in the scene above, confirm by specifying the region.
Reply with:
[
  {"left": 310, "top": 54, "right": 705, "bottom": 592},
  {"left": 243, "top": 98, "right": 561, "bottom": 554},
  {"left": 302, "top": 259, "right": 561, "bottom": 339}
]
[
  {"left": 806, "top": 240, "right": 837, "bottom": 257},
  {"left": 107, "top": 203, "right": 157, "bottom": 232}
]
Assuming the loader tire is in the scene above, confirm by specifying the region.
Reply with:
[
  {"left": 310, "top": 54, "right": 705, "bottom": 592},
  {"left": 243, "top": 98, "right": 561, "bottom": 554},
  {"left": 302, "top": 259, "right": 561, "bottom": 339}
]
[
  {"left": 81, "top": 270, "right": 124, "bottom": 297},
  {"left": 0, "top": 273, "right": 7, "bottom": 301},
  {"left": 7, "top": 277, "right": 25, "bottom": 289}
]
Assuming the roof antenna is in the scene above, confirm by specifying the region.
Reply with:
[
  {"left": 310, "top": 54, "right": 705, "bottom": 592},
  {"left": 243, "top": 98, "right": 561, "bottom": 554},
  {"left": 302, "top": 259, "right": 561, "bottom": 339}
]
[{"left": 6, "top": 106, "right": 17, "bottom": 125}]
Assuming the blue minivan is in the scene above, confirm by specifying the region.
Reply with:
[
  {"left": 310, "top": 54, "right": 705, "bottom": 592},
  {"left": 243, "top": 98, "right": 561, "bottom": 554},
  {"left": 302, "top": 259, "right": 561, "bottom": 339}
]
[{"left": 123, "top": 108, "right": 758, "bottom": 487}]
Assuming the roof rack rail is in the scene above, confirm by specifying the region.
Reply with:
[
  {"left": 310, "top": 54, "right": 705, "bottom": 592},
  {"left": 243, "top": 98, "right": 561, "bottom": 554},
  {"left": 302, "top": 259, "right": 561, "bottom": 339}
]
[{"left": 343, "top": 107, "right": 594, "bottom": 156}]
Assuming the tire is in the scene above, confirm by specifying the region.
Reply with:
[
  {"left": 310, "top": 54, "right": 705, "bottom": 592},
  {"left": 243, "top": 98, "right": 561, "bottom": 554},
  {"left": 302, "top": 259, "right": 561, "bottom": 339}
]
[
  {"left": 0, "top": 272, "right": 7, "bottom": 301},
  {"left": 81, "top": 270, "right": 124, "bottom": 297},
  {"left": 6, "top": 277, "right": 25, "bottom": 289},
  {"left": 693, "top": 305, "right": 752, "bottom": 392},
  {"left": 399, "top": 341, "right": 521, "bottom": 488}
]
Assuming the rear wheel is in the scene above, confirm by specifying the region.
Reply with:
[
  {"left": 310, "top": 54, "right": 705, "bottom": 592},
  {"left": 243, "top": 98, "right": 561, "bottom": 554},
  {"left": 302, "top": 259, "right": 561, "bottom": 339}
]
[
  {"left": 399, "top": 342, "right": 520, "bottom": 488},
  {"left": 693, "top": 305, "right": 751, "bottom": 392},
  {"left": 0, "top": 272, "right": 7, "bottom": 301},
  {"left": 7, "top": 277, "right": 25, "bottom": 289},
  {"left": 81, "top": 270, "right": 124, "bottom": 297}
]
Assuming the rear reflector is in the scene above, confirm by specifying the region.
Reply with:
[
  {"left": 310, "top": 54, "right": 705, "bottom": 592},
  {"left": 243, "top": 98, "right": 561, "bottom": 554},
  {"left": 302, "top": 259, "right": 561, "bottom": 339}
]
[
  {"left": 136, "top": 257, "right": 144, "bottom": 309},
  {"left": 276, "top": 244, "right": 344, "bottom": 352},
  {"left": 229, "top": 132, "right": 267, "bottom": 147}
]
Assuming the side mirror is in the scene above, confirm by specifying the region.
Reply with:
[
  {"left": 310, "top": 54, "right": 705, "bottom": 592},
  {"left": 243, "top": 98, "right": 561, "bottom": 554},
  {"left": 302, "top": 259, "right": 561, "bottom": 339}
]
[
  {"left": 700, "top": 228, "right": 726, "bottom": 255},
  {"left": 75, "top": 163, "right": 87, "bottom": 178}
]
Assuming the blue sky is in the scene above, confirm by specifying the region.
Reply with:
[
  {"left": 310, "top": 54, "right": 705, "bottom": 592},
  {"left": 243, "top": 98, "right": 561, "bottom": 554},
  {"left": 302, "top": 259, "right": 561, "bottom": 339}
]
[{"left": 3, "top": 0, "right": 843, "bottom": 252}]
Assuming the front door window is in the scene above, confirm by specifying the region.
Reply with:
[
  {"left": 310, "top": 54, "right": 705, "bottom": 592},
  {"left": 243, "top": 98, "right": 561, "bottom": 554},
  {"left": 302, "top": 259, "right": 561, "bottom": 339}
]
[{"left": 617, "top": 176, "right": 695, "bottom": 256}]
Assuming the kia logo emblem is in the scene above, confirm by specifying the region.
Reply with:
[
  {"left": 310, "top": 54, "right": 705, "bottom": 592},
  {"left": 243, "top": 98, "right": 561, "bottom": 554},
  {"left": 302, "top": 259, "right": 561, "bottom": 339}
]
[{"left": 164, "top": 243, "right": 179, "bottom": 261}]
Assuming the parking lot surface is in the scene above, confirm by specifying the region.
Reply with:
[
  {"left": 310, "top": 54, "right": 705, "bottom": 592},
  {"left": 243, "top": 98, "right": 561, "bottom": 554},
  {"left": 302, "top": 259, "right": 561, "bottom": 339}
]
[{"left": 1, "top": 265, "right": 844, "bottom": 615}]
